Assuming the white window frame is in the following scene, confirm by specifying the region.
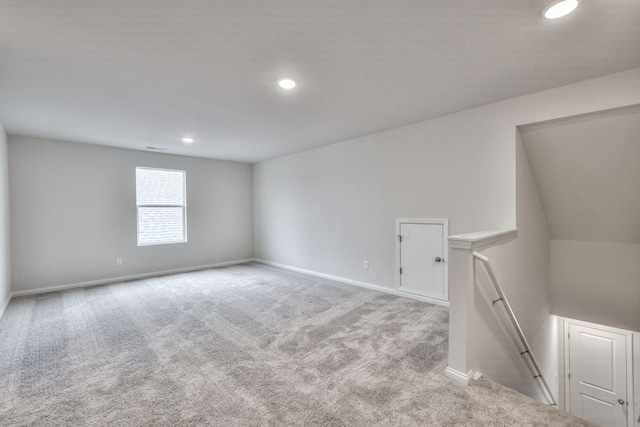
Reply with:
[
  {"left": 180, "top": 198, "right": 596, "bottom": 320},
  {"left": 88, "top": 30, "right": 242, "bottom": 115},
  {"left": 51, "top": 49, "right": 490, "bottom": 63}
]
[{"left": 136, "top": 167, "right": 187, "bottom": 246}]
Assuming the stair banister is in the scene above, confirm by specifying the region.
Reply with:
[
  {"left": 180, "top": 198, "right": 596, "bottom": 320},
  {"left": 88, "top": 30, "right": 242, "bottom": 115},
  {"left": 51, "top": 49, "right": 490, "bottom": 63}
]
[{"left": 472, "top": 251, "right": 557, "bottom": 407}]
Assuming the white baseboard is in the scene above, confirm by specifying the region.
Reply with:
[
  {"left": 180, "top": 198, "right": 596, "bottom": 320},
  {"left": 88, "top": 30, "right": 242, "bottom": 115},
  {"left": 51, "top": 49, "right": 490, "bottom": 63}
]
[
  {"left": 254, "top": 259, "right": 449, "bottom": 307},
  {"left": 0, "top": 292, "right": 13, "bottom": 320},
  {"left": 9, "top": 257, "right": 448, "bottom": 311},
  {"left": 11, "top": 259, "right": 255, "bottom": 298},
  {"left": 445, "top": 367, "right": 475, "bottom": 385}
]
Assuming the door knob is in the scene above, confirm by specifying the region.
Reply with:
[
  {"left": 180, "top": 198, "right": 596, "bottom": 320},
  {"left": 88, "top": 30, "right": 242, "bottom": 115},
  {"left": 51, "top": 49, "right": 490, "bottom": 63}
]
[
  {"left": 435, "top": 257, "right": 443, "bottom": 262},
  {"left": 618, "top": 399, "right": 625, "bottom": 405}
]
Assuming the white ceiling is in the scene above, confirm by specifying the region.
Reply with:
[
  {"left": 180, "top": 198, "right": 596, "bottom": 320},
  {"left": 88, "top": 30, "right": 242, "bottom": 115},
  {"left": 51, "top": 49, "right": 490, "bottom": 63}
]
[
  {"left": 1, "top": 0, "right": 640, "bottom": 163},
  {"left": 520, "top": 105, "right": 640, "bottom": 244}
]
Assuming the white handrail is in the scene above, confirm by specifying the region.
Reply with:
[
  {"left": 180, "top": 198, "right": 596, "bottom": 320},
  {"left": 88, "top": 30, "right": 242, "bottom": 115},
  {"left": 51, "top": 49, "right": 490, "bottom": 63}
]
[{"left": 472, "top": 251, "right": 557, "bottom": 407}]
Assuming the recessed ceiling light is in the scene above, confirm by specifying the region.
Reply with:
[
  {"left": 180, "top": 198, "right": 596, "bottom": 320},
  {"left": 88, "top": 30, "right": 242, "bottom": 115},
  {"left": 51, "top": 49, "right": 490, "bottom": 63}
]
[
  {"left": 278, "top": 79, "right": 296, "bottom": 90},
  {"left": 542, "top": 0, "right": 580, "bottom": 19},
  {"left": 181, "top": 137, "right": 194, "bottom": 143}
]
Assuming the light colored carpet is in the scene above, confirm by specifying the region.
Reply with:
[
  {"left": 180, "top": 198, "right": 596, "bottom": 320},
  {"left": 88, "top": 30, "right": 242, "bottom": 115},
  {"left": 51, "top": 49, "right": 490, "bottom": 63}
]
[{"left": 0, "top": 263, "right": 593, "bottom": 426}]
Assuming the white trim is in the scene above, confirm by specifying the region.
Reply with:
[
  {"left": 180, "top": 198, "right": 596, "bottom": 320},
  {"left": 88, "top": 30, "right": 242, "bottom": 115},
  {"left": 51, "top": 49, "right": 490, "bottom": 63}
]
[
  {"left": 254, "top": 259, "right": 449, "bottom": 307},
  {"left": 0, "top": 292, "right": 13, "bottom": 320},
  {"left": 448, "top": 228, "right": 518, "bottom": 250},
  {"left": 395, "top": 218, "right": 448, "bottom": 224},
  {"left": 563, "top": 320, "right": 571, "bottom": 415},
  {"left": 11, "top": 259, "right": 255, "bottom": 297},
  {"left": 395, "top": 218, "right": 449, "bottom": 302},
  {"left": 445, "top": 367, "right": 475, "bottom": 385},
  {"left": 557, "top": 316, "right": 567, "bottom": 411},
  {"left": 397, "top": 286, "right": 448, "bottom": 302},
  {"left": 563, "top": 317, "right": 635, "bottom": 427}
]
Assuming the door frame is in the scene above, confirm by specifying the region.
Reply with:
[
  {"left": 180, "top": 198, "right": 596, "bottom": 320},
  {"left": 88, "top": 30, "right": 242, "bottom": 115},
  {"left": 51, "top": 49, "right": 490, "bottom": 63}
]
[
  {"left": 563, "top": 317, "right": 634, "bottom": 427},
  {"left": 395, "top": 218, "right": 449, "bottom": 303}
]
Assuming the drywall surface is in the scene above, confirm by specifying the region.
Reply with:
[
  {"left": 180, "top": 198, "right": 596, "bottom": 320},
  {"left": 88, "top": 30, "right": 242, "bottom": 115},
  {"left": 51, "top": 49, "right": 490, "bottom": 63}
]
[
  {"left": 9, "top": 136, "right": 253, "bottom": 292},
  {"left": 0, "top": 123, "right": 11, "bottom": 316},
  {"left": 521, "top": 106, "right": 640, "bottom": 244},
  {"left": 550, "top": 240, "right": 640, "bottom": 332},
  {"left": 254, "top": 68, "right": 640, "bottom": 292},
  {"left": 466, "top": 130, "right": 556, "bottom": 403},
  {"left": 254, "top": 113, "right": 514, "bottom": 287}
]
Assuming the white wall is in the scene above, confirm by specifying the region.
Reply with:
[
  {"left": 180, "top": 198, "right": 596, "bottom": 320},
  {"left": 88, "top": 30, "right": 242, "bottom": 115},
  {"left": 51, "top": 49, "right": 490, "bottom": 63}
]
[
  {"left": 0, "top": 123, "right": 11, "bottom": 316},
  {"left": 551, "top": 240, "right": 640, "bottom": 332},
  {"left": 467, "top": 130, "right": 556, "bottom": 402},
  {"left": 254, "top": 68, "right": 640, "bottom": 292},
  {"left": 254, "top": 116, "right": 514, "bottom": 287},
  {"left": 520, "top": 106, "right": 640, "bottom": 244},
  {"left": 8, "top": 136, "right": 254, "bottom": 293}
]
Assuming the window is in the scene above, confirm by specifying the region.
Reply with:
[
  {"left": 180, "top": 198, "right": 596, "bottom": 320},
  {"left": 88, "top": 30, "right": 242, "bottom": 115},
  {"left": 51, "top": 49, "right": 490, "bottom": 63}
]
[{"left": 136, "top": 167, "right": 186, "bottom": 246}]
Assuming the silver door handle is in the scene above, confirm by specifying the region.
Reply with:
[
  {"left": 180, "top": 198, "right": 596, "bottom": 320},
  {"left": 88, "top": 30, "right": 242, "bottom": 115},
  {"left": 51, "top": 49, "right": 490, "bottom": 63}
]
[{"left": 435, "top": 257, "right": 443, "bottom": 262}]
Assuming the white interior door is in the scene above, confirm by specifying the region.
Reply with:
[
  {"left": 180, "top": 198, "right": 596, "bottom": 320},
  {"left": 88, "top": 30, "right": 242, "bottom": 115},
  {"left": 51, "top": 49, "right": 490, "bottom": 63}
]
[
  {"left": 397, "top": 220, "right": 446, "bottom": 301},
  {"left": 567, "top": 321, "right": 630, "bottom": 427}
]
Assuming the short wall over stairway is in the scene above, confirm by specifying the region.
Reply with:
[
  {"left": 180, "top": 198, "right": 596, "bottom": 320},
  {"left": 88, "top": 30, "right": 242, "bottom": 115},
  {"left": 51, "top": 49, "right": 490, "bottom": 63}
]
[{"left": 446, "top": 228, "right": 558, "bottom": 405}]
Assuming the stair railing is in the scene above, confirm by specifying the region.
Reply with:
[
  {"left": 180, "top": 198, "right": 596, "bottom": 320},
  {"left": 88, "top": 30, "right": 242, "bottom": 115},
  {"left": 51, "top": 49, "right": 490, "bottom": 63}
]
[{"left": 472, "top": 251, "right": 557, "bottom": 407}]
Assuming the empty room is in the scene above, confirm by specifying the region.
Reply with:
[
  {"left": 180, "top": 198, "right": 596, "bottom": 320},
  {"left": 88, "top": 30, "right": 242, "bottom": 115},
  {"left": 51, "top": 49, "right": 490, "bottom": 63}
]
[{"left": 1, "top": 1, "right": 639, "bottom": 426}]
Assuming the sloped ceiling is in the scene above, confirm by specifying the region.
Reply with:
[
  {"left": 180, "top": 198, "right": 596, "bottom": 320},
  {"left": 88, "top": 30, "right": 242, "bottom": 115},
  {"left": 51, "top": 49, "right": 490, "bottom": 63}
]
[
  {"left": 1, "top": 0, "right": 640, "bottom": 162},
  {"left": 520, "top": 105, "right": 640, "bottom": 244}
]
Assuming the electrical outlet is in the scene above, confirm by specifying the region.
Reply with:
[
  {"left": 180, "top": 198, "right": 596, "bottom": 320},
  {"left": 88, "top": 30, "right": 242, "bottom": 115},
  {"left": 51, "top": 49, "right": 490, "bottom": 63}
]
[
  {"left": 363, "top": 261, "right": 369, "bottom": 270},
  {"left": 116, "top": 257, "right": 123, "bottom": 266}
]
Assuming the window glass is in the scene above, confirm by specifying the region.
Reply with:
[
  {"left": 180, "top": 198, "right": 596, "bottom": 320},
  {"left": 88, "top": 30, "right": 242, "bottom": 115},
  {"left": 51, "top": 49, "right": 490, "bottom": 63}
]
[{"left": 136, "top": 167, "right": 186, "bottom": 246}]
